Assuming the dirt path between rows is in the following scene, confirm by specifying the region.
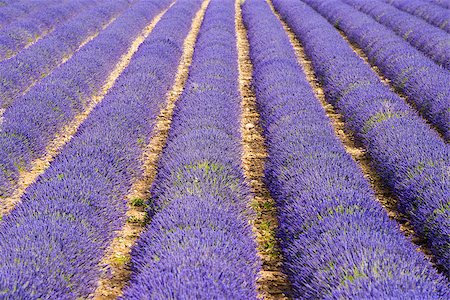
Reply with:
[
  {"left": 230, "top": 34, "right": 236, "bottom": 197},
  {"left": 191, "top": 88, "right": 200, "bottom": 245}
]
[
  {"left": 267, "top": 0, "right": 438, "bottom": 270},
  {"left": 0, "top": 1, "right": 168, "bottom": 229},
  {"left": 334, "top": 27, "right": 443, "bottom": 268},
  {"left": 236, "top": 1, "right": 291, "bottom": 299},
  {"left": 334, "top": 28, "right": 447, "bottom": 142},
  {"left": 1, "top": 15, "right": 119, "bottom": 113},
  {"left": 92, "top": 1, "right": 210, "bottom": 298}
]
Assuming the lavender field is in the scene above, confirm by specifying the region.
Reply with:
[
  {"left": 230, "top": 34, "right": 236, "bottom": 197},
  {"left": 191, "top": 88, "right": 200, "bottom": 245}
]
[{"left": 0, "top": 0, "right": 449, "bottom": 299}]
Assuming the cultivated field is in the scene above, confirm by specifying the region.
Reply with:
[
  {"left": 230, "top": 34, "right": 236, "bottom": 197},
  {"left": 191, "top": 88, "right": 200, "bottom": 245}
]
[{"left": 0, "top": 0, "right": 449, "bottom": 298}]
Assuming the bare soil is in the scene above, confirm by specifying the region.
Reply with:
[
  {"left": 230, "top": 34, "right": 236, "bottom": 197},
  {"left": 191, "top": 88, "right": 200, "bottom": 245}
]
[
  {"left": 336, "top": 29, "right": 446, "bottom": 141},
  {"left": 0, "top": 12, "right": 144, "bottom": 220},
  {"left": 335, "top": 29, "right": 440, "bottom": 264},
  {"left": 267, "top": 0, "right": 437, "bottom": 268},
  {"left": 92, "top": 1, "right": 210, "bottom": 298},
  {"left": 236, "top": 1, "right": 291, "bottom": 299}
]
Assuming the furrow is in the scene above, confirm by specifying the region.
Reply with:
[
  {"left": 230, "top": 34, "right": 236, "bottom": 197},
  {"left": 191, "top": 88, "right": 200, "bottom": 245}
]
[
  {"left": 235, "top": 0, "right": 291, "bottom": 299},
  {"left": 268, "top": 0, "right": 434, "bottom": 263},
  {"left": 0, "top": 0, "right": 99, "bottom": 61},
  {"left": 0, "top": 0, "right": 130, "bottom": 111},
  {"left": 274, "top": 0, "right": 450, "bottom": 277},
  {"left": 92, "top": 1, "right": 210, "bottom": 297},
  {"left": 240, "top": 0, "right": 450, "bottom": 297},
  {"left": 121, "top": 0, "right": 261, "bottom": 297},
  {"left": 0, "top": 0, "right": 171, "bottom": 218},
  {"left": 0, "top": 0, "right": 202, "bottom": 297}
]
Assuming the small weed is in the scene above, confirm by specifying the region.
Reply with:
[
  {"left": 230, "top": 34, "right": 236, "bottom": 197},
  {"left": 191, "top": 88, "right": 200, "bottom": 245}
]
[
  {"left": 111, "top": 254, "right": 129, "bottom": 266},
  {"left": 137, "top": 137, "right": 145, "bottom": 147},
  {"left": 341, "top": 266, "right": 367, "bottom": 286},
  {"left": 130, "top": 198, "right": 145, "bottom": 207},
  {"left": 261, "top": 201, "right": 274, "bottom": 210},
  {"left": 127, "top": 216, "right": 144, "bottom": 225},
  {"left": 259, "top": 220, "right": 272, "bottom": 231}
]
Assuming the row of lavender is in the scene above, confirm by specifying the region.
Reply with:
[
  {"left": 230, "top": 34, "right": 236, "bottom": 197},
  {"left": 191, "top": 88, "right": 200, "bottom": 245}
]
[
  {"left": 307, "top": 0, "right": 450, "bottom": 140},
  {"left": 243, "top": 0, "right": 449, "bottom": 298},
  {"left": 0, "top": 0, "right": 100, "bottom": 61},
  {"left": 343, "top": 0, "right": 450, "bottom": 69},
  {"left": 123, "top": 0, "right": 260, "bottom": 297},
  {"left": 0, "top": 0, "right": 447, "bottom": 297},
  {"left": 0, "top": 0, "right": 61, "bottom": 29},
  {"left": 0, "top": 0, "right": 167, "bottom": 198},
  {"left": 0, "top": 0, "right": 130, "bottom": 109},
  {"left": 0, "top": 0, "right": 203, "bottom": 297},
  {"left": 425, "top": 0, "right": 450, "bottom": 9},
  {"left": 274, "top": 0, "right": 450, "bottom": 276},
  {"left": 383, "top": 0, "right": 450, "bottom": 33}
]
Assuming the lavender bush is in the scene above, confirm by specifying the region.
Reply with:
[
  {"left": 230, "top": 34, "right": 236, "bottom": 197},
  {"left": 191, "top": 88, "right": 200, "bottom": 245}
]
[
  {"left": 0, "top": 0, "right": 98, "bottom": 61},
  {"left": 300, "top": 0, "right": 450, "bottom": 140},
  {"left": 244, "top": 0, "right": 449, "bottom": 298},
  {"left": 0, "top": 0, "right": 61, "bottom": 29},
  {"left": 274, "top": 0, "right": 450, "bottom": 276},
  {"left": 0, "top": 0, "right": 197, "bottom": 297},
  {"left": 343, "top": 0, "right": 450, "bottom": 69},
  {"left": 424, "top": 0, "right": 450, "bottom": 9},
  {"left": 0, "top": 0, "right": 130, "bottom": 109},
  {"left": 0, "top": 0, "right": 169, "bottom": 198},
  {"left": 122, "top": 0, "right": 260, "bottom": 298},
  {"left": 383, "top": 0, "right": 450, "bottom": 33}
]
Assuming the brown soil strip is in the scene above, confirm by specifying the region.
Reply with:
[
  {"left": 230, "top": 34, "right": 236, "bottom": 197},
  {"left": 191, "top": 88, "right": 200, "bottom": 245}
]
[
  {"left": 61, "top": 16, "right": 118, "bottom": 65},
  {"left": 334, "top": 27, "right": 444, "bottom": 267},
  {"left": 0, "top": 6, "right": 172, "bottom": 220},
  {"left": 92, "top": 1, "right": 210, "bottom": 298},
  {"left": 3, "top": 13, "right": 63, "bottom": 62},
  {"left": 2, "top": 0, "right": 99, "bottom": 61},
  {"left": 335, "top": 28, "right": 447, "bottom": 141},
  {"left": 0, "top": 16, "right": 119, "bottom": 113},
  {"left": 267, "top": 0, "right": 437, "bottom": 264},
  {"left": 235, "top": 1, "right": 291, "bottom": 299}
]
